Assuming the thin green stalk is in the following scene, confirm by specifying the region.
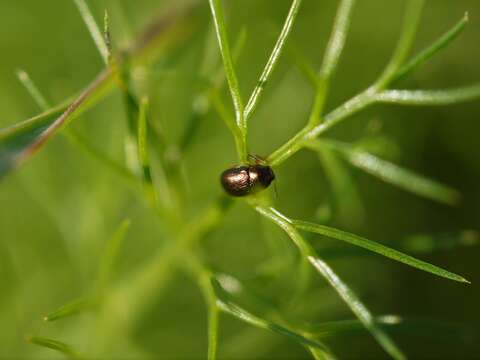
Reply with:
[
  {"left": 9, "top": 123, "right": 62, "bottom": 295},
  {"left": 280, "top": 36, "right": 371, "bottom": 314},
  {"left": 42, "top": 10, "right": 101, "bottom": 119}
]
[
  {"left": 73, "top": 0, "right": 110, "bottom": 65},
  {"left": 244, "top": 0, "right": 303, "bottom": 121},
  {"left": 184, "top": 256, "right": 220, "bottom": 360},
  {"left": 375, "top": 85, "right": 480, "bottom": 105},
  {"left": 293, "top": 219, "right": 468, "bottom": 283},
  {"left": 310, "top": 0, "right": 356, "bottom": 126},
  {"left": 392, "top": 13, "right": 469, "bottom": 84},
  {"left": 208, "top": 0, "right": 247, "bottom": 161},
  {"left": 27, "top": 336, "right": 85, "bottom": 360},
  {"left": 16, "top": 69, "right": 50, "bottom": 110},
  {"left": 375, "top": 0, "right": 425, "bottom": 89}
]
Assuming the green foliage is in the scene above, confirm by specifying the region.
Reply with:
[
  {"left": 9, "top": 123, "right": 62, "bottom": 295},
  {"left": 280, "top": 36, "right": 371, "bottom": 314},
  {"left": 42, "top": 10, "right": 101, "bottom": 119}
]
[{"left": 0, "top": 0, "right": 478, "bottom": 359}]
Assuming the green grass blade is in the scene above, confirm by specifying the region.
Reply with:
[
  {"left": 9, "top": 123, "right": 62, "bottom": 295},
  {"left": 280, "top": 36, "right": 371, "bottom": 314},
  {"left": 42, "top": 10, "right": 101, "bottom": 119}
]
[
  {"left": 43, "top": 298, "right": 93, "bottom": 322},
  {"left": 208, "top": 0, "right": 245, "bottom": 132},
  {"left": 310, "top": 139, "right": 460, "bottom": 205},
  {"left": 319, "top": 0, "right": 356, "bottom": 80},
  {"left": 16, "top": 69, "right": 50, "bottom": 110},
  {"left": 393, "top": 13, "right": 469, "bottom": 84},
  {"left": 294, "top": 220, "right": 469, "bottom": 283},
  {"left": 27, "top": 336, "right": 84, "bottom": 359},
  {"left": 375, "top": 85, "right": 480, "bottom": 105},
  {"left": 73, "top": 0, "right": 109, "bottom": 64},
  {"left": 308, "top": 257, "right": 406, "bottom": 360},
  {"left": 244, "top": 0, "right": 303, "bottom": 121},
  {"left": 96, "top": 219, "right": 131, "bottom": 293},
  {"left": 376, "top": 0, "right": 425, "bottom": 88}
]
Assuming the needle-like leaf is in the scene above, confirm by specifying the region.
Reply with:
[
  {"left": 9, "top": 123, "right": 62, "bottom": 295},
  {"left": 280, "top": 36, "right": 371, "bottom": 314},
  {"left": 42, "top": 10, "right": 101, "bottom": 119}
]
[
  {"left": 375, "top": 85, "right": 480, "bottom": 105},
  {"left": 244, "top": 0, "right": 303, "bottom": 121},
  {"left": 318, "top": 0, "right": 356, "bottom": 81},
  {"left": 208, "top": 0, "right": 244, "bottom": 128},
  {"left": 294, "top": 220, "right": 469, "bottom": 283},
  {"left": 393, "top": 13, "right": 469, "bottom": 84},
  {"left": 376, "top": 0, "right": 425, "bottom": 88},
  {"left": 27, "top": 336, "right": 84, "bottom": 359},
  {"left": 73, "top": 0, "right": 109, "bottom": 64},
  {"left": 43, "top": 298, "right": 94, "bottom": 322}
]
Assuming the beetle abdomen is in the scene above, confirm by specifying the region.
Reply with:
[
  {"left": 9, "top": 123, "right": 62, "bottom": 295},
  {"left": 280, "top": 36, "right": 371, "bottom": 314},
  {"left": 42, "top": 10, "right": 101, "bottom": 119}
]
[{"left": 220, "top": 166, "right": 251, "bottom": 196}]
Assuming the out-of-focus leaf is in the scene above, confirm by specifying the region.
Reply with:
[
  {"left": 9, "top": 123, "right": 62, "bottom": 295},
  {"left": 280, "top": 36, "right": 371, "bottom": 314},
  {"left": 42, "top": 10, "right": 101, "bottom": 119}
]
[
  {"left": 399, "top": 230, "right": 478, "bottom": 254},
  {"left": 307, "top": 316, "right": 473, "bottom": 342},
  {"left": 0, "top": 1, "right": 201, "bottom": 179},
  {"left": 43, "top": 298, "right": 94, "bottom": 322},
  {"left": 307, "top": 139, "right": 460, "bottom": 205},
  {"left": 27, "top": 336, "right": 84, "bottom": 359}
]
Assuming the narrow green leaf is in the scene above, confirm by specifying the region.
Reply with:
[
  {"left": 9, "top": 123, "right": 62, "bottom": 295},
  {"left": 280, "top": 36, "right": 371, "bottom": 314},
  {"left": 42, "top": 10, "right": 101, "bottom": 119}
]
[
  {"left": 73, "top": 0, "right": 109, "bottom": 64},
  {"left": 104, "top": 10, "right": 112, "bottom": 63},
  {"left": 27, "top": 336, "right": 84, "bottom": 359},
  {"left": 393, "top": 13, "right": 469, "bottom": 84},
  {"left": 16, "top": 69, "right": 50, "bottom": 110},
  {"left": 308, "top": 256, "right": 406, "bottom": 360},
  {"left": 244, "top": 0, "right": 303, "bottom": 120},
  {"left": 294, "top": 220, "right": 469, "bottom": 283},
  {"left": 96, "top": 219, "right": 131, "bottom": 293},
  {"left": 208, "top": 0, "right": 245, "bottom": 131},
  {"left": 309, "top": 0, "right": 356, "bottom": 126},
  {"left": 319, "top": 0, "right": 356, "bottom": 80},
  {"left": 43, "top": 298, "right": 94, "bottom": 322},
  {"left": 309, "top": 139, "right": 460, "bottom": 205},
  {"left": 376, "top": 0, "right": 425, "bottom": 88},
  {"left": 215, "top": 295, "right": 331, "bottom": 353},
  {"left": 375, "top": 85, "right": 480, "bottom": 105}
]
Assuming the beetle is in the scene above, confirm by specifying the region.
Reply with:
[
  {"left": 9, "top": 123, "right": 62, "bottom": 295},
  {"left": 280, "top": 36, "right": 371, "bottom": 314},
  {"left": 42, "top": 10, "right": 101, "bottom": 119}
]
[{"left": 220, "top": 155, "right": 275, "bottom": 197}]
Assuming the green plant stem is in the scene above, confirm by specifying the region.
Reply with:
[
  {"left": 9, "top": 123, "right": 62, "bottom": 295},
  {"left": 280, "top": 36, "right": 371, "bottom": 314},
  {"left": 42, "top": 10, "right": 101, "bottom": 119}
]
[
  {"left": 392, "top": 12, "right": 469, "bottom": 84},
  {"left": 310, "top": 0, "right": 356, "bottom": 126},
  {"left": 244, "top": 0, "right": 303, "bottom": 121},
  {"left": 184, "top": 256, "right": 220, "bottom": 360},
  {"left": 375, "top": 0, "right": 425, "bottom": 89},
  {"left": 73, "top": 0, "right": 110, "bottom": 65},
  {"left": 208, "top": 0, "right": 247, "bottom": 162}
]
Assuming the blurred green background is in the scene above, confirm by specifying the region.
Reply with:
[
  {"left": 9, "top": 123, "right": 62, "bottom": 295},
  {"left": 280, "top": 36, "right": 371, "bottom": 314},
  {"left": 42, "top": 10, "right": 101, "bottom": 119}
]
[{"left": 1, "top": 0, "right": 479, "bottom": 358}]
